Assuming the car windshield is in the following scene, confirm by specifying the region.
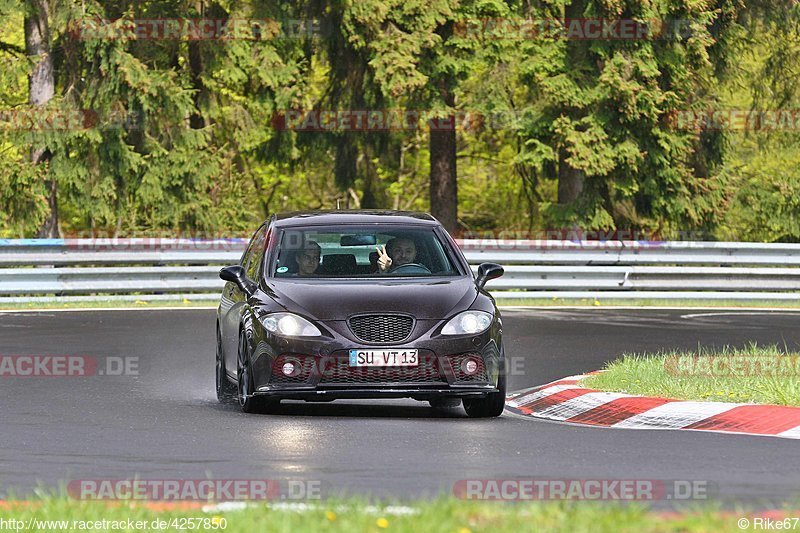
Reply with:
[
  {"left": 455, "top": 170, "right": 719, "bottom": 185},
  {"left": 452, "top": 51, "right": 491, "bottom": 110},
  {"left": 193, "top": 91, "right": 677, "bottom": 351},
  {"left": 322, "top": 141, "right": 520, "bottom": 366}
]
[{"left": 271, "top": 225, "right": 461, "bottom": 278}]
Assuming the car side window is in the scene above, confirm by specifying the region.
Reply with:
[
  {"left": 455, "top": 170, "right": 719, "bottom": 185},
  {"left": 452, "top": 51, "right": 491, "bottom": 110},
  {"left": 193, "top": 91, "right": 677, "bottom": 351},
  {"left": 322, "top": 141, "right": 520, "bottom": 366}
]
[
  {"left": 240, "top": 225, "right": 263, "bottom": 268},
  {"left": 245, "top": 226, "right": 268, "bottom": 280}
]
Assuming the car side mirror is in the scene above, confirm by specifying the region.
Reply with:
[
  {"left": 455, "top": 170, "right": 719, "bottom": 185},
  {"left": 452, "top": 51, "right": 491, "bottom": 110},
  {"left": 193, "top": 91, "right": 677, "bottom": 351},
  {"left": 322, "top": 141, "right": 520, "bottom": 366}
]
[
  {"left": 219, "top": 265, "right": 257, "bottom": 297},
  {"left": 476, "top": 262, "right": 504, "bottom": 290}
]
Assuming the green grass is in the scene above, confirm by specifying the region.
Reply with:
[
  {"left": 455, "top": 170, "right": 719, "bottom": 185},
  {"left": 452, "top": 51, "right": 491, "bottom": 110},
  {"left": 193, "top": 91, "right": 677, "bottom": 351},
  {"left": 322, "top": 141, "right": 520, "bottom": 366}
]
[
  {"left": 0, "top": 494, "right": 783, "bottom": 532},
  {"left": 582, "top": 344, "right": 800, "bottom": 406}
]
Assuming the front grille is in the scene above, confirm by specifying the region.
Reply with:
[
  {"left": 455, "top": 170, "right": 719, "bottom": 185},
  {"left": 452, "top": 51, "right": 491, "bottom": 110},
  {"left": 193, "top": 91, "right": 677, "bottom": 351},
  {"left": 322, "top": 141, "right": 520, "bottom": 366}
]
[
  {"left": 348, "top": 314, "right": 414, "bottom": 344},
  {"left": 318, "top": 354, "right": 444, "bottom": 385}
]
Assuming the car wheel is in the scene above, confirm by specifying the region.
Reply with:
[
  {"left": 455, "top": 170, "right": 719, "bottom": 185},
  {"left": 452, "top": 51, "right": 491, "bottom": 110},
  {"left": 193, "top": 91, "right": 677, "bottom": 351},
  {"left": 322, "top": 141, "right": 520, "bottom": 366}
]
[
  {"left": 237, "top": 330, "right": 277, "bottom": 414},
  {"left": 463, "top": 368, "right": 506, "bottom": 418},
  {"left": 216, "top": 326, "right": 237, "bottom": 402},
  {"left": 429, "top": 397, "right": 462, "bottom": 409}
]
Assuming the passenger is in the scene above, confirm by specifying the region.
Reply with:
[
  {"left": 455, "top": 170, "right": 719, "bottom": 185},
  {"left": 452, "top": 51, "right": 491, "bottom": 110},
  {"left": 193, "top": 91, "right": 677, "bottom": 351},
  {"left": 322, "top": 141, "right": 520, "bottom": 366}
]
[
  {"left": 295, "top": 241, "right": 321, "bottom": 276},
  {"left": 376, "top": 237, "right": 417, "bottom": 273}
]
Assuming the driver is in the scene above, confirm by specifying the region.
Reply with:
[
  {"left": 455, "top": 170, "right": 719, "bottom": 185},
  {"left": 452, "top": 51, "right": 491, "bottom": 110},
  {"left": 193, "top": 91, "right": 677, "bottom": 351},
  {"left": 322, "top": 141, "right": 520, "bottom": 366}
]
[
  {"left": 376, "top": 237, "right": 417, "bottom": 273},
  {"left": 294, "top": 241, "right": 321, "bottom": 276}
]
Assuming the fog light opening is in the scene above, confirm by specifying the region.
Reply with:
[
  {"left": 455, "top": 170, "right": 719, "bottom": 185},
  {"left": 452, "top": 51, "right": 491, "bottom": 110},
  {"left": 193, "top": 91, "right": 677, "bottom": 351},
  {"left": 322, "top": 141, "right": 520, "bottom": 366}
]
[
  {"left": 462, "top": 358, "right": 480, "bottom": 376},
  {"left": 282, "top": 361, "right": 298, "bottom": 377}
]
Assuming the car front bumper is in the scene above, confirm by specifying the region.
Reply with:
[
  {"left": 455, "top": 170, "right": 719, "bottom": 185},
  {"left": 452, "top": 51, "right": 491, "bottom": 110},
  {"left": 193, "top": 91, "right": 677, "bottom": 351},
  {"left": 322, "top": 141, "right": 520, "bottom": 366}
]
[
  {"left": 251, "top": 385, "right": 499, "bottom": 402},
  {"left": 248, "top": 318, "right": 504, "bottom": 400}
]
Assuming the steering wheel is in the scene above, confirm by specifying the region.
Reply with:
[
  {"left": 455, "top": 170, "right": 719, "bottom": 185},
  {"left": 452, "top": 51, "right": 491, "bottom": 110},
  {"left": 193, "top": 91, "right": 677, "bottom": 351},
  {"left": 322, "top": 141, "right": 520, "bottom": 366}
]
[{"left": 389, "top": 262, "right": 432, "bottom": 275}]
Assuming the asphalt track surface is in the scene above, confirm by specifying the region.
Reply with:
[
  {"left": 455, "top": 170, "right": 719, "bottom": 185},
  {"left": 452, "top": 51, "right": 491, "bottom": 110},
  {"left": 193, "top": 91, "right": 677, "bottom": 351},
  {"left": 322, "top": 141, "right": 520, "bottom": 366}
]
[{"left": 2, "top": 307, "right": 799, "bottom": 508}]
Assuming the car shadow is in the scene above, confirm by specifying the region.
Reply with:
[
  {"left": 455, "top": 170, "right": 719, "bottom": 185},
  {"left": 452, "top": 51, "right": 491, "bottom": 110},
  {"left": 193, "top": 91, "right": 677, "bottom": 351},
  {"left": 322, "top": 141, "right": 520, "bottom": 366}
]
[{"left": 207, "top": 398, "right": 474, "bottom": 418}]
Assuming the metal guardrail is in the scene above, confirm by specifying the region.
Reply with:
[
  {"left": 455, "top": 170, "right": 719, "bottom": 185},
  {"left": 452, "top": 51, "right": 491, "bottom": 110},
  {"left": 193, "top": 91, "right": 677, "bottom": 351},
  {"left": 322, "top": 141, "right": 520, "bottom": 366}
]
[{"left": 1, "top": 238, "right": 799, "bottom": 302}]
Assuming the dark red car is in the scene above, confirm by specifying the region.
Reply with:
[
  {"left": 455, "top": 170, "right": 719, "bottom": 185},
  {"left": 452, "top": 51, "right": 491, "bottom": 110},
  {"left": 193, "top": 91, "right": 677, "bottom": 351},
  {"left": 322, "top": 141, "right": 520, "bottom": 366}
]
[{"left": 216, "top": 211, "right": 505, "bottom": 417}]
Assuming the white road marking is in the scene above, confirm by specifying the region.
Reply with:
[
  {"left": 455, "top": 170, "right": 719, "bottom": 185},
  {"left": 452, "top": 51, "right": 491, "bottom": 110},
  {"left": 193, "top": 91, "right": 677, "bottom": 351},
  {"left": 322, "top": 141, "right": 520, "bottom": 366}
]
[
  {"left": 680, "top": 311, "right": 800, "bottom": 319},
  {"left": 777, "top": 426, "right": 800, "bottom": 439},
  {"left": 0, "top": 306, "right": 217, "bottom": 314},
  {"left": 612, "top": 401, "right": 740, "bottom": 429},
  {"left": 200, "top": 501, "right": 420, "bottom": 515},
  {"left": 534, "top": 391, "right": 632, "bottom": 420},
  {"left": 506, "top": 383, "right": 584, "bottom": 408}
]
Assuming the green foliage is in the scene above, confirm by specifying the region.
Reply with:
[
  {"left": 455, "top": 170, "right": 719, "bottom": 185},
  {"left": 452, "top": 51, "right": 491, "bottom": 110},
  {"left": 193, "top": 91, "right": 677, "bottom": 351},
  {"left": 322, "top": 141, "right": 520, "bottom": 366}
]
[
  {"left": 0, "top": 0, "right": 797, "bottom": 239},
  {"left": 504, "top": 0, "right": 734, "bottom": 236},
  {"left": 720, "top": 138, "right": 800, "bottom": 241},
  {"left": 716, "top": 6, "right": 800, "bottom": 242}
]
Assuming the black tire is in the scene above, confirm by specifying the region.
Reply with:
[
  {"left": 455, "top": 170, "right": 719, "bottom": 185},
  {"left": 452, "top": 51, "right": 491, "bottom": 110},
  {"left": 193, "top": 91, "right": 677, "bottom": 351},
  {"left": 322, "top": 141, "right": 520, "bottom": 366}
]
[
  {"left": 429, "top": 397, "right": 462, "bottom": 409},
  {"left": 216, "top": 326, "right": 237, "bottom": 402},
  {"left": 236, "top": 330, "right": 278, "bottom": 414},
  {"left": 463, "top": 369, "right": 506, "bottom": 418}
]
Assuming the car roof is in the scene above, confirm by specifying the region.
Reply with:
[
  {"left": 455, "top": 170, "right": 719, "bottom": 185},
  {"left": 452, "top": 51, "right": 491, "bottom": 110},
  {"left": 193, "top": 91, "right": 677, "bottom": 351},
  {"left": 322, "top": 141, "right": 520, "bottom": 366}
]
[{"left": 271, "top": 210, "right": 440, "bottom": 228}]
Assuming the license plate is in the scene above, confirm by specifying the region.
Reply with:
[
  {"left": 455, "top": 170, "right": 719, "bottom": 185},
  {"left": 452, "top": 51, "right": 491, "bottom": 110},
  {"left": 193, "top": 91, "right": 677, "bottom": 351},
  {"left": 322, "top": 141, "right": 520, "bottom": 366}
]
[{"left": 349, "top": 349, "right": 419, "bottom": 367}]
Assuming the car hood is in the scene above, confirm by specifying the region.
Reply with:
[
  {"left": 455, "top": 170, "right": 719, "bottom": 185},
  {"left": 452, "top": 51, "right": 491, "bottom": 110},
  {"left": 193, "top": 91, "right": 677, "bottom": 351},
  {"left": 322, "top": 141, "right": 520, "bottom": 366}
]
[{"left": 264, "top": 277, "right": 478, "bottom": 320}]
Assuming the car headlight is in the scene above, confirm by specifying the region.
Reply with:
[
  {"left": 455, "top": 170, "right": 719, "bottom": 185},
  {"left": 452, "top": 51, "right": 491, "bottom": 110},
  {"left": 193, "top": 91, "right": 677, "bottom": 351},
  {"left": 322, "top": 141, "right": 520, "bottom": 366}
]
[
  {"left": 260, "top": 312, "right": 321, "bottom": 337},
  {"left": 441, "top": 310, "right": 493, "bottom": 335}
]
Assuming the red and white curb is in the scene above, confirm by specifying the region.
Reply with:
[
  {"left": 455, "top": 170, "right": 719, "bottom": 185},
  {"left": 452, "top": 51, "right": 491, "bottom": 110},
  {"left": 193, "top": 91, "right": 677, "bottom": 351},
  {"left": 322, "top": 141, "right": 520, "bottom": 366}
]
[{"left": 506, "top": 374, "right": 800, "bottom": 440}]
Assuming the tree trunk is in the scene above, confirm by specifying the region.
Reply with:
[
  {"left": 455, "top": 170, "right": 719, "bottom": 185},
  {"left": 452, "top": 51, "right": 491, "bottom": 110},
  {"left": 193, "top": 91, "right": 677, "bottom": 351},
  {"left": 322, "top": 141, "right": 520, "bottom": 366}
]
[
  {"left": 188, "top": 40, "right": 206, "bottom": 129},
  {"left": 557, "top": 149, "right": 585, "bottom": 204},
  {"left": 429, "top": 86, "right": 458, "bottom": 233},
  {"left": 557, "top": 0, "right": 588, "bottom": 209},
  {"left": 26, "top": 0, "right": 57, "bottom": 237}
]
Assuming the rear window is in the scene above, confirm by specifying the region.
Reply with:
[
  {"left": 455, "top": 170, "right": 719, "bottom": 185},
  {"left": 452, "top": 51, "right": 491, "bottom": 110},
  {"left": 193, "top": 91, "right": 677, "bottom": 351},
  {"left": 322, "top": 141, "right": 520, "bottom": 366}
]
[{"left": 271, "top": 226, "right": 461, "bottom": 278}]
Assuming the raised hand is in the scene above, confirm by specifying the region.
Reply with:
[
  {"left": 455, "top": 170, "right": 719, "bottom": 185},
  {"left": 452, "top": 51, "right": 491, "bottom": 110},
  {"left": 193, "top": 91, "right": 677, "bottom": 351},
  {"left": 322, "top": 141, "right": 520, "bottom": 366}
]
[{"left": 376, "top": 244, "right": 392, "bottom": 272}]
